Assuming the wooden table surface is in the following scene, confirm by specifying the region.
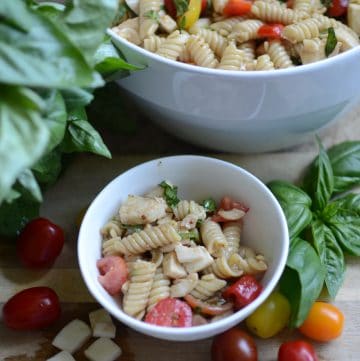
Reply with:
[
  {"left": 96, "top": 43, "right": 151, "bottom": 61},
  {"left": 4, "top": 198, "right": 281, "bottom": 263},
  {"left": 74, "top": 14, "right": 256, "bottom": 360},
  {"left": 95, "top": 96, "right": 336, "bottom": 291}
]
[{"left": 1, "top": 92, "right": 360, "bottom": 361}]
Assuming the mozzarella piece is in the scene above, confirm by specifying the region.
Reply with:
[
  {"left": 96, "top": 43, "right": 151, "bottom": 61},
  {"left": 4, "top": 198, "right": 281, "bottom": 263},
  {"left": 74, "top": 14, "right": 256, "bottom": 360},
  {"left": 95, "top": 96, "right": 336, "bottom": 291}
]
[
  {"left": 175, "top": 245, "right": 204, "bottom": 263},
  {"left": 84, "top": 338, "right": 122, "bottom": 361},
  {"left": 183, "top": 246, "right": 214, "bottom": 273},
  {"left": 46, "top": 351, "right": 76, "bottom": 361},
  {"left": 348, "top": 4, "right": 360, "bottom": 36},
  {"left": 335, "top": 26, "right": 360, "bottom": 51},
  {"left": 89, "top": 308, "right": 116, "bottom": 339},
  {"left": 163, "top": 251, "right": 187, "bottom": 279},
  {"left": 125, "top": 0, "right": 139, "bottom": 14},
  {"left": 52, "top": 319, "right": 91, "bottom": 354}
]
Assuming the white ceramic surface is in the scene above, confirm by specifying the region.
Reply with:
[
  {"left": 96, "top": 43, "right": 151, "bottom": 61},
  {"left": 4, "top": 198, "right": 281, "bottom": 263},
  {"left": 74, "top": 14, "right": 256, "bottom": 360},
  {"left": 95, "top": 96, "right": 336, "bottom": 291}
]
[
  {"left": 78, "top": 155, "right": 289, "bottom": 341},
  {"left": 108, "top": 29, "right": 360, "bottom": 153}
]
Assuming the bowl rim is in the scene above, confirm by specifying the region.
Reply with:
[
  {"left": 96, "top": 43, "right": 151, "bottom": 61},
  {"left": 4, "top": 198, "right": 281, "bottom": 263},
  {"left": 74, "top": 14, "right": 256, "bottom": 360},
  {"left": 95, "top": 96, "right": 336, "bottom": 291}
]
[
  {"left": 78, "top": 155, "right": 289, "bottom": 339},
  {"left": 107, "top": 28, "right": 360, "bottom": 79}
]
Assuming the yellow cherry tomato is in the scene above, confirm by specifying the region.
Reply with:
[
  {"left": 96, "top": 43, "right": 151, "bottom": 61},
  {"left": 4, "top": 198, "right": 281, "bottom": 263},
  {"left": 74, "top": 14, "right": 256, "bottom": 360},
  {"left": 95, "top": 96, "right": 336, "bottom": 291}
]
[
  {"left": 246, "top": 291, "right": 291, "bottom": 339},
  {"left": 178, "top": 0, "right": 201, "bottom": 30}
]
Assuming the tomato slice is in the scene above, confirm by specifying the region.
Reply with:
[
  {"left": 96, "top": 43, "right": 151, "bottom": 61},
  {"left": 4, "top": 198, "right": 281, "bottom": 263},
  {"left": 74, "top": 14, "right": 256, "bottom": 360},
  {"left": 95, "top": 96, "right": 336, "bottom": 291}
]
[
  {"left": 201, "top": 0, "right": 208, "bottom": 13},
  {"left": 223, "top": 0, "right": 252, "bottom": 16},
  {"left": 3, "top": 287, "right": 61, "bottom": 330},
  {"left": 219, "top": 196, "right": 249, "bottom": 212},
  {"left": 145, "top": 298, "right": 193, "bottom": 327},
  {"left": 257, "top": 23, "right": 284, "bottom": 39},
  {"left": 222, "top": 275, "right": 262, "bottom": 310},
  {"left": 97, "top": 256, "right": 128, "bottom": 295},
  {"left": 327, "top": 0, "right": 348, "bottom": 17},
  {"left": 184, "top": 294, "right": 234, "bottom": 316}
]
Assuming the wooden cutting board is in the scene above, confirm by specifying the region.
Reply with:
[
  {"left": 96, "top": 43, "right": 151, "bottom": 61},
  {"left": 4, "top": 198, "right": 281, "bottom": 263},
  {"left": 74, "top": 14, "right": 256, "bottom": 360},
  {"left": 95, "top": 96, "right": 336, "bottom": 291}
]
[{"left": 1, "top": 101, "right": 360, "bottom": 361}]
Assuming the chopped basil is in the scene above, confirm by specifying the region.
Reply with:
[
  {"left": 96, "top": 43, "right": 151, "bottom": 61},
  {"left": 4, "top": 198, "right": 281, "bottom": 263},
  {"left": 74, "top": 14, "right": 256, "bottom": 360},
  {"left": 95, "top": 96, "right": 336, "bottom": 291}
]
[
  {"left": 325, "top": 27, "right": 337, "bottom": 57},
  {"left": 321, "top": 0, "right": 333, "bottom": 7},
  {"left": 122, "top": 224, "right": 143, "bottom": 232},
  {"left": 179, "top": 15, "right": 186, "bottom": 30},
  {"left": 202, "top": 197, "right": 217, "bottom": 213},
  {"left": 159, "top": 180, "right": 180, "bottom": 207},
  {"left": 179, "top": 229, "right": 199, "bottom": 241},
  {"left": 173, "top": 0, "right": 189, "bottom": 17},
  {"left": 144, "top": 9, "right": 159, "bottom": 21}
]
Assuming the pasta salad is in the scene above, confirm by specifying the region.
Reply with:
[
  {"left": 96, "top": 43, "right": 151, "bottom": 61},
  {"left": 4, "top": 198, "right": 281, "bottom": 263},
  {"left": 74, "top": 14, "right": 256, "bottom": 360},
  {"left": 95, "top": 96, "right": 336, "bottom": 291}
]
[
  {"left": 111, "top": 0, "right": 360, "bottom": 70},
  {"left": 97, "top": 181, "right": 267, "bottom": 327}
]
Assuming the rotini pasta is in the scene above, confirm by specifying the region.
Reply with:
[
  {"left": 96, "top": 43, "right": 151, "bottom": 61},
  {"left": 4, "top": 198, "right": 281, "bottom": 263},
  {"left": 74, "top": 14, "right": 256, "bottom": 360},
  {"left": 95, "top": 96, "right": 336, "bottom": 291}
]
[
  {"left": 218, "top": 42, "right": 246, "bottom": 70},
  {"left": 97, "top": 182, "right": 268, "bottom": 326},
  {"left": 265, "top": 40, "right": 294, "bottom": 69},
  {"left": 186, "top": 35, "right": 219, "bottom": 68}
]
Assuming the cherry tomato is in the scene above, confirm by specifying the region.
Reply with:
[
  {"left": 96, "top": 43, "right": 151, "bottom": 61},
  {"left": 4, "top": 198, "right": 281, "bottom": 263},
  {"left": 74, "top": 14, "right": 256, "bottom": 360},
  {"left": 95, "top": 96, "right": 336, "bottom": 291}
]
[
  {"left": 278, "top": 340, "right": 318, "bottom": 361},
  {"left": 223, "top": 0, "right": 252, "bottom": 16},
  {"left": 246, "top": 291, "right": 290, "bottom": 338},
  {"left": 17, "top": 217, "right": 64, "bottom": 268},
  {"left": 201, "top": 0, "right": 208, "bottom": 13},
  {"left": 164, "top": 0, "right": 177, "bottom": 18},
  {"left": 257, "top": 23, "right": 284, "bottom": 39},
  {"left": 219, "top": 196, "right": 249, "bottom": 212},
  {"left": 3, "top": 287, "right": 61, "bottom": 330},
  {"left": 211, "top": 327, "right": 258, "bottom": 361},
  {"left": 184, "top": 294, "right": 233, "bottom": 316},
  {"left": 327, "top": 0, "right": 348, "bottom": 17},
  {"left": 145, "top": 297, "right": 192, "bottom": 327},
  {"left": 222, "top": 275, "right": 262, "bottom": 310},
  {"left": 298, "top": 302, "right": 344, "bottom": 342},
  {"left": 97, "top": 256, "right": 128, "bottom": 295}
]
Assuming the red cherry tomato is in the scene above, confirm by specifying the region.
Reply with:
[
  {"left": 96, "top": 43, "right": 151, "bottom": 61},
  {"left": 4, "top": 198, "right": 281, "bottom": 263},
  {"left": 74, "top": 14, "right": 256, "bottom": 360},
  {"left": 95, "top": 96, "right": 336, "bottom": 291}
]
[
  {"left": 298, "top": 302, "right": 344, "bottom": 342},
  {"left": 211, "top": 327, "right": 258, "bottom": 361},
  {"left": 201, "top": 0, "right": 208, "bottom": 13},
  {"left": 327, "top": 0, "right": 348, "bottom": 17},
  {"left": 145, "top": 298, "right": 192, "bottom": 327},
  {"left": 278, "top": 340, "right": 318, "bottom": 361},
  {"left": 223, "top": 0, "right": 252, "bottom": 16},
  {"left": 257, "top": 23, "right": 284, "bottom": 39},
  {"left": 97, "top": 256, "right": 128, "bottom": 295},
  {"left": 184, "top": 294, "right": 233, "bottom": 316},
  {"left": 222, "top": 275, "right": 262, "bottom": 310},
  {"left": 3, "top": 287, "right": 61, "bottom": 330},
  {"left": 17, "top": 217, "right": 64, "bottom": 268}
]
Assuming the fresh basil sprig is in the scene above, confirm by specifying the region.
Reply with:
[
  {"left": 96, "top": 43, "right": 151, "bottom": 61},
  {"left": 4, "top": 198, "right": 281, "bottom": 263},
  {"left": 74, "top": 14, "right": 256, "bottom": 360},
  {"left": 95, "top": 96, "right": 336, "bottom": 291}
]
[
  {"left": 269, "top": 139, "right": 360, "bottom": 327},
  {"left": 202, "top": 197, "right": 217, "bottom": 213},
  {"left": 325, "top": 27, "right": 338, "bottom": 57},
  {"left": 159, "top": 181, "right": 180, "bottom": 207}
]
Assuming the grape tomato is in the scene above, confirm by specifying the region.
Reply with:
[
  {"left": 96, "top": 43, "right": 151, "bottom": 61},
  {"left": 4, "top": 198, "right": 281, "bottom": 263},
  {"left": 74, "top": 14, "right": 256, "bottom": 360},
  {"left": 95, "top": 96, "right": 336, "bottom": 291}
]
[
  {"left": 211, "top": 327, "right": 258, "bottom": 361},
  {"left": 17, "top": 217, "right": 64, "bottom": 268},
  {"left": 278, "top": 340, "right": 318, "bottom": 361},
  {"left": 3, "top": 287, "right": 61, "bottom": 330}
]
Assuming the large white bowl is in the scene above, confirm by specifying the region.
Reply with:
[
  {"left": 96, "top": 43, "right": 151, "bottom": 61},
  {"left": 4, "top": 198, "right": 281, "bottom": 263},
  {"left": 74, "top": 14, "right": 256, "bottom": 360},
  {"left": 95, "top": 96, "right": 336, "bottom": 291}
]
[
  {"left": 78, "top": 155, "right": 289, "bottom": 341},
  {"left": 108, "top": 29, "right": 360, "bottom": 153}
]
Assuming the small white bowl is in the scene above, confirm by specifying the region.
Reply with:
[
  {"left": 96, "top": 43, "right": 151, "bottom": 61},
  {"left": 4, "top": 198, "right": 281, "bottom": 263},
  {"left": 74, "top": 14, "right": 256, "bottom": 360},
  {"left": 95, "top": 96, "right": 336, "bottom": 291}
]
[{"left": 78, "top": 155, "right": 289, "bottom": 341}]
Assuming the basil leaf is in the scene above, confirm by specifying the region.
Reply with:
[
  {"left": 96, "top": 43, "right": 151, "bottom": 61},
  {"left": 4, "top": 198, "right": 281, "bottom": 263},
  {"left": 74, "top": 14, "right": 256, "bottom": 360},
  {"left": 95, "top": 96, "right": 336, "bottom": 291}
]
[
  {"left": 303, "top": 137, "right": 334, "bottom": 211},
  {"left": 17, "top": 169, "right": 42, "bottom": 202},
  {"left": 202, "top": 198, "right": 217, "bottom": 213},
  {"left": 0, "top": 191, "right": 40, "bottom": 238},
  {"left": 32, "top": 148, "right": 63, "bottom": 186},
  {"left": 267, "top": 180, "right": 313, "bottom": 239},
  {"left": 61, "top": 0, "right": 118, "bottom": 66},
  {"left": 322, "top": 193, "right": 360, "bottom": 256},
  {"left": 41, "top": 90, "right": 67, "bottom": 152},
  {"left": 159, "top": 181, "right": 180, "bottom": 207},
  {"left": 311, "top": 219, "right": 345, "bottom": 299},
  {"left": 174, "top": 0, "right": 189, "bottom": 17},
  {"left": 325, "top": 27, "right": 337, "bottom": 57},
  {"left": 0, "top": 86, "right": 49, "bottom": 203},
  {"left": 61, "top": 108, "right": 111, "bottom": 158},
  {"left": 279, "top": 237, "right": 325, "bottom": 327},
  {"left": 0, "top": 0, "right": 100, "bottom": 88},
  {"left": 61, "top": 88, "right": 94, "bottom": 111},
  {"left": 327, "top": 141, "right": 360, "bottom": 193}
]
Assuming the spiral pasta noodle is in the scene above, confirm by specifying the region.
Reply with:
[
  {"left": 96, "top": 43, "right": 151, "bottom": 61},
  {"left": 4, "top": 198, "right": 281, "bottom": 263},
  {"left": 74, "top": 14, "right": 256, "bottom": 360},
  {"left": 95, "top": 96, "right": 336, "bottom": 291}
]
[
  {"left": 190, "top": 273, "right": 227, "bottom": 300},
  {"left": 101, "top": 219, "right": 124, "bottom": 240},
  {"left": 156, "top": 30, "right": 189, "bottom": 60},
  {"left": 191, "top": 28, "right": 228, "bottom": 58},
  {"left": 123, "top": 260, "right": 157, "bottom": 319},
  {"left": 210, "top": 16, "right": 247, "bottom": 36},
  {"left": 144, "top": 35, "right": 166, "bottom": 52},
  {"left": 173, "top": 200, "right": 207, "bottom": 221},
  {"left": 222, "top": 221, "right": 241, "bottom": 256},
  {"left": 229, "top": 19, "right": 264, "bottom": 43},
  {"left": 200, "top": 219, "right": 228, "bottom": 256},
  {"left": 186, "top": 35, "right": 219, "bottom": 68},
  {"left": 147, "top": 267, "right": 171, "bottom": 311},
  {"left": 218, "top": 42, "right": 245, "bottom": 70},
  {"left": 211, "top": 254, "right": 244, "bottom": 278},
  {"left": 102, "top": 223, "right": 181, "bottom": 256},
  {"left": 265, "top": 40, "right": 294, "bottom": 69},
  {"left": 139, "top": 0, "right": 163, "bottom": 39}
]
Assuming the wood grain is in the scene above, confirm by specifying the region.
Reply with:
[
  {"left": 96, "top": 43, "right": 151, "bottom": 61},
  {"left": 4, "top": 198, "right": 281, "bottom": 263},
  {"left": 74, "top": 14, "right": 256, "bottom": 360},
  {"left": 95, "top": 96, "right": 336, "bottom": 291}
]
[{"left": 1, "top": 101, "right": 360, "bottom": 360}]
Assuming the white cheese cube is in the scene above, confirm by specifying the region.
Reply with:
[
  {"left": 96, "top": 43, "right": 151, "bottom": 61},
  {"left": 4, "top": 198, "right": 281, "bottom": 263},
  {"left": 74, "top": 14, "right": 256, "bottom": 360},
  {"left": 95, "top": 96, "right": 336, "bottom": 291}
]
[
  {"left": 52, "top": 319, "right": 91, "bottom": 354},
  {"left": 89, "top": 308, "right": 116, "bottom": 339},
  {"left": 84, "top": 338, "right": 122, "bottom": 361},
  {"left": 46, "top": 351, "right": 76, "bottom": 361}
]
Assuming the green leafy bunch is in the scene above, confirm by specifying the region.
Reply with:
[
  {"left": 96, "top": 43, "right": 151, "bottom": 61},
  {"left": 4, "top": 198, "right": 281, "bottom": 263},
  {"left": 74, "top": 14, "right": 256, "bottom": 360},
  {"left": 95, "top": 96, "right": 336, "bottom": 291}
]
[
  {"left": 268, "top": 139, "right": 360, "bottom": 327},
  {"left": 0, "top": 0, "right": 139, "bottom": 237}
]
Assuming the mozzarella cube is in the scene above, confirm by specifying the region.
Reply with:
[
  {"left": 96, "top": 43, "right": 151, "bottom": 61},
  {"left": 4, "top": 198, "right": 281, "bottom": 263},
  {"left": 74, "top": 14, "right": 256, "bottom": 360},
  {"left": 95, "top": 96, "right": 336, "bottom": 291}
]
[
  {"left": 89, "top": 308, "right": 116, "bottom": 339},
  {"left": 46, "top": 351, "right": 76, "bottom": 361},
  {"left": 52, "top": 319, "right": 91, "bottom": 354},
  {"left": 84, "top": 338, "right": 122, "bottom": 361}
]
